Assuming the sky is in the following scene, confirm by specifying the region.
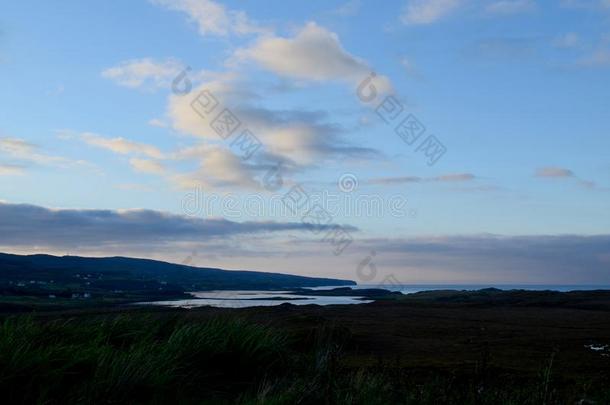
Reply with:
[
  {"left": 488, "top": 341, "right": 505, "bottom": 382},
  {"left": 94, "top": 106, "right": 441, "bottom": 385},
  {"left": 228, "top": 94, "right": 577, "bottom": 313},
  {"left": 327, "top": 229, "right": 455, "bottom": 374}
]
[{"left": 1, "top": 0, "right": 609, "bottom": 284}]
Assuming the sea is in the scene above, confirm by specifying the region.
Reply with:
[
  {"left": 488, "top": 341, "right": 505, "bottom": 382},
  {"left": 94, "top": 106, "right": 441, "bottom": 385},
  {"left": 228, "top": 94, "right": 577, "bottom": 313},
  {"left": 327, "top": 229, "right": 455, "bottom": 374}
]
[
  {"left": 346, "top": 284, "right": 610, "bottom": 294},
  {"left": 138, "top": 284, "right": 610, "bottom": 309}
]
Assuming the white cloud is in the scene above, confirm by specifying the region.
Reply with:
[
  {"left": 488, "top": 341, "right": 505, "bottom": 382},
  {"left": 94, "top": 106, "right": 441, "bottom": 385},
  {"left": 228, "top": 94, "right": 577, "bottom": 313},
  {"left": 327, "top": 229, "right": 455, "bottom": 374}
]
[
  {"left": 166, "top": 74, "right": 242, "bottom": 140},
  {"left": 578, "top": 48, "right": 610, "bottom": 67},
  {"left": 401, "top": 0, "right": 462, "bottom": 25},
  {"left": 148, "top": 118, "right": 168, "bottom": 128},
  {"left": 331, "top": 0, "right": 362, "bottom": 17},
  {"left": 129, "top": 158, "right": 166, "bottom": 175},
  {"left": 102, "top": 58, "right": 186, "bottom": 90},
  {"left": 400, "top": 57, "right": 421, "bottom": 78},
  {"left": 485, "top": 0, "right": 536, "bottom": 15},
  {"left": 150, "top": 0, "right": 269, "bottom": 37},
  {"left": 133, "top": 21, "right": 391, "bottom": 189},
  {"left": 553, "top": 32, "right": 580, "bottom": 48},
  {"left": 232, "top": 22, "right": 392, "bottom": 93},
  {"left": 167, "top": 77, "right": 379, "bottom": 169},
  {"left": 0, "top": 137, "right": 73, "bottom": 168},
  {"left": 0, "top": 137, "right": 35, "bottom": 156},
  {"left": 173, "top": 146, "right": 260, "bottom": 189},
  {"left": 0, "top": 164, "right": 24, "bottom": 176},
  {"left": 81, "top": 133, "right": 165, "bottom": 159}
]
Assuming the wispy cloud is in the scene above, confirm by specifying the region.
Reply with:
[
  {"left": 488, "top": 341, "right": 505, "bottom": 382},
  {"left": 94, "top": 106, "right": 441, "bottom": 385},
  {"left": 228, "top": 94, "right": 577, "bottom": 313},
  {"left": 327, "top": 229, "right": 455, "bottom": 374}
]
[
  {"left": 468, "top": 37, "right": 537, "bottom": 61},
  {"left": 535, "top": 166, "right": 600, "bottom": 189},
  {"left": 578, "top": 48, "right": 610, "bottom": 67},
  {"left": 400, "top": 0, "right": 463, "bottom": 25},
  {"left": 71, "top": 110, "right": 377, "bottom": 190},
  {"left": 148, "top": 118, "right": 168, "bottom": 128},
  {"left": 552, "top": 32, "right": 580, "bottom": 48},
  {"left": 0, "top": 138, "right": 36, "bottom": 157},
  {"left": 485, "top": 0, "right": 537, "bottom": 15},
  {"left": 400, "top": 57, "right": 423, "bottom": 79},
  {"left": 129, "top": 158, "right": 166, "bottom": 175},
  {"left": 150, "top": 0, "right": 269, "bottom": 37},
  {"left": 171, "top": 146, "right": 261, "bottom": 189},
  {"left": 330, "top": 0, "right": 362, "bottom": 17},
  {"left": 0, "top": 163, "right": 24, "bottom": 176},
  {"left": 435, "top": 173, "right": 477, "bottom": 182},
  {"left": 535, "top": 167, "right": 574, "bottom": 178},
  {"left": 0, "top": 137, "right": 80, "bottom": 169},
  {"left": 368, "top": 173, "right": 477, "bottom": 185},
  {"left": 102, "top": 58, "right": 190, "bottom": 90},
  {"left": 80, "top": 132, "right": 165, "bottom": 159},
  {"left": 546, "top": 30, "right": 610, "bottom": 69}
]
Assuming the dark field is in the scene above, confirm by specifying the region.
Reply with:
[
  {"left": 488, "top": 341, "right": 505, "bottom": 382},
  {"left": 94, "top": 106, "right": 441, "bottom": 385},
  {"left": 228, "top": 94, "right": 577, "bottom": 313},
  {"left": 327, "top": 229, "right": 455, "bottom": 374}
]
[{"left": 2, "top": 289, "right": 610, "bottom": 404}]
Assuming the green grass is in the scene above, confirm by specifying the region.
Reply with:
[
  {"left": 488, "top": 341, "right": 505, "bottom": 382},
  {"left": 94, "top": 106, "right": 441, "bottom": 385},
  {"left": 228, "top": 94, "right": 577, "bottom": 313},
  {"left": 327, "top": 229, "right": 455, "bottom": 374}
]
[
  {"left": 0, "top": 315, "right": 288, "bottom": 404},
  {"left": 0, "top": 314, "right": 608, "bottom": 404}
]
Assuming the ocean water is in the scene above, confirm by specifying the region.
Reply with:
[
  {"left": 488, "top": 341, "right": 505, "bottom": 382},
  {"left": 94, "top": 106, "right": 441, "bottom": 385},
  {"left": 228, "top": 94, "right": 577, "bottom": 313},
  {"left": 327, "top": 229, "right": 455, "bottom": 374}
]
[
  {"left": 138, "top": 290, "right": 372, "bottom": 309},
  {"left": 350, "top": 284, "right": 610, "bottom": 294}
]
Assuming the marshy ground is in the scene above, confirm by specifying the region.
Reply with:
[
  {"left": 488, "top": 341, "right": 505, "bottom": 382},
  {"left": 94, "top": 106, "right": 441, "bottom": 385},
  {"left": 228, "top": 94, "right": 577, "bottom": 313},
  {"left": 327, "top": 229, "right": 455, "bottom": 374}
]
[{"left": 2, "top": 289, "right": 610, "bottom": 404}]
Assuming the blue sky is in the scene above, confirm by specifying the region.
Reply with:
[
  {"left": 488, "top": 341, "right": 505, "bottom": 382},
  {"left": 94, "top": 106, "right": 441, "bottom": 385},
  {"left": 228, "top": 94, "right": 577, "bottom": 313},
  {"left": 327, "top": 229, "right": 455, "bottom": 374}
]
[{"left": 1, "top": 0, "right": 609, "bottom": 283}]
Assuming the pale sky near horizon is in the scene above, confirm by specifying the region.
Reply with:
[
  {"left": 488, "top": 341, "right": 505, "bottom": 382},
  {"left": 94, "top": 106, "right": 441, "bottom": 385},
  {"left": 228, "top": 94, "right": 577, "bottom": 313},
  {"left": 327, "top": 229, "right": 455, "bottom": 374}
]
[{"left": 1, "top": 0, "right": 609, "bottom": 284}]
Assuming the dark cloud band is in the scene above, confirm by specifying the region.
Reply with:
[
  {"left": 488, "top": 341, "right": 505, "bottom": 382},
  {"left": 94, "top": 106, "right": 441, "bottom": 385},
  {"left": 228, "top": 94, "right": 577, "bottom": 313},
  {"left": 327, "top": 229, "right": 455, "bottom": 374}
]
[{"left": 0, "top": 202, "right": 355, "bottom": 248}]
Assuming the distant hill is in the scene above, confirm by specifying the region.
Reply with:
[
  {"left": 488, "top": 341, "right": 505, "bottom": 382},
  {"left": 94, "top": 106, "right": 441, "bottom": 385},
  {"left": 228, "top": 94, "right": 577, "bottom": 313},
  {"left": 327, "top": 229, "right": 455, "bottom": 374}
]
[{"left": 0, "top": 253, "right": 355, "bottom": 298}]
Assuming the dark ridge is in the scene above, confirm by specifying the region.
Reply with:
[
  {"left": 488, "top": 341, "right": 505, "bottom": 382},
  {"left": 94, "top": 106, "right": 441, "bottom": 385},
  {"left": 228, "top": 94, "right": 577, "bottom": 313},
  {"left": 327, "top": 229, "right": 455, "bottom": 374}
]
[{"left": 0, "top": 252, "right": 356, "bottom": 301}]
